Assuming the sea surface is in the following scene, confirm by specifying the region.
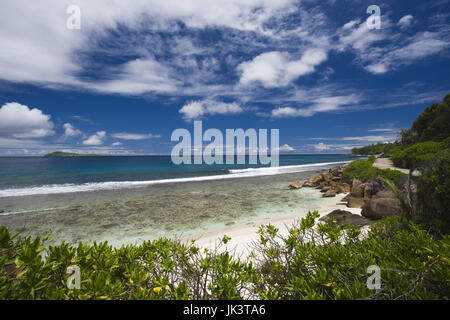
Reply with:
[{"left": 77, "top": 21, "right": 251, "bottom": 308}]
[{"left": 0, "top": 154, "right": 363, "bottom": 246}]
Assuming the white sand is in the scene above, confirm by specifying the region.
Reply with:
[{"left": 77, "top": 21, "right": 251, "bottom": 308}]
[{"left": 185, "top": 191, "right": 362, "bottom": 260}]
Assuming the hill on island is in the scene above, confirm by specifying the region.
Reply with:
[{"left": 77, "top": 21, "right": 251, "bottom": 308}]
[{"left": 44, "top": 152, "right": 104, "bottom": 157}]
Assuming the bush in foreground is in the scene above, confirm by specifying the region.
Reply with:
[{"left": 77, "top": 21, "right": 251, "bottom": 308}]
[{"left": 1, "top": 212, "right": 448, "bottom": 300}]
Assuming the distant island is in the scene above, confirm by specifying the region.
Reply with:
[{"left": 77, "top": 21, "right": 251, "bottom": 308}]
[{"left": 44, "top": 152, "right": 104, "bottom": 157}]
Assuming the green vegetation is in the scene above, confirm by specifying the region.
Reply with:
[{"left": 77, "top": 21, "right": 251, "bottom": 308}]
[
  {"left": 346, "top": 94, "right": 450, "bottom": 235},
  {"left": 416, "top": 149, "right": 450, "bottom": 234},
  {"left": 390, "top": 140, "right": 448, "bottom": 169},
  {"left": 1, "top": 213, "right": 448, "bottom": 300},
  {"left": 341, "top": 158, "right": 407, "bottom": 184},
  {"left": 44, "top": 152, "right": 103, "bottom": 157},
  {"left": 403, "top": 94, "right": 450, "bottom": 144},
  {"left": 342, "top": 159, "right": 377, "bottom": 181},
  {"left": 2, "top": 94, "right": 449, "bottom": 300}
]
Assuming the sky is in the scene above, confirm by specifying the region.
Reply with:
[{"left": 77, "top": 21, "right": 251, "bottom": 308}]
[{"left": 0, "top": 0, "right": 449, "bottom": 156}]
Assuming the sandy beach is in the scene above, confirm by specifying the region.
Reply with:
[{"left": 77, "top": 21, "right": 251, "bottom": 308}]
[{"left": 188, "top": 191, "right": 363, "bottom": 260}]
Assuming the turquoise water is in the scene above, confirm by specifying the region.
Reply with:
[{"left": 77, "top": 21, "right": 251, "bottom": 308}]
[
  {"left": 0, "top": 154, "right": 362, "bottom": 246},
  {"left": 0, "top": 154, "right": 361, "bottom": 193}
]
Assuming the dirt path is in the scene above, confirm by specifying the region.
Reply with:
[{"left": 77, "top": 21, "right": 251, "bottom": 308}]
[{"left": 373, "top": 158, "right": 421, "bottom": 176}]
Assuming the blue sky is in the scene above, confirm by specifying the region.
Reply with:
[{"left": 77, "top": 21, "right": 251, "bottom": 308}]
[{"left": 0, "top": 0, "right": 449, "bottom": 155}]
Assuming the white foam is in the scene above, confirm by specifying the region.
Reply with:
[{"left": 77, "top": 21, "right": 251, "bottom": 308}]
[{"left": 0, "top": 161, "right": 351, "bottom": 198}]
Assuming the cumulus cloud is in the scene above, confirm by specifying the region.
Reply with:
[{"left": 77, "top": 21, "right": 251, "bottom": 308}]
[
  {"left": 63, "top": 123, "right": 83, "bottom": 138},
  {"left": 111, "top": 132, "right": 161, "bottom": 140},
  {"left": 278, "top": 144, "right": 295, "bottom": 152},
  {"left": 179, "top": 100, "right": 243, "bottom": 121},
  {"left": 0, "top": 102, "right": 54, "bottom": 138},
  {"left": 238, "top": 49, "right": 327, "bottom": 88},
  {"left": 83, "top": 131, "right": 106, "bottom": 146}
]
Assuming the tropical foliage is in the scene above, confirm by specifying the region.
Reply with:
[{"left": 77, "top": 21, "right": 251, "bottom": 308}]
[
  {"left": 341, "top": 158, "right": 407, "bottom": 184},
  {"left": 416, "top": 149, "right": 450, "bottom": 234},
  {"left": 1, "top": 213, "right": 449, "bottom": 300}
]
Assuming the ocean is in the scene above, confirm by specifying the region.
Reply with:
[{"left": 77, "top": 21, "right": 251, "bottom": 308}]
[{"left": 0, "top": 154, "right": 362, "bottom": 246}]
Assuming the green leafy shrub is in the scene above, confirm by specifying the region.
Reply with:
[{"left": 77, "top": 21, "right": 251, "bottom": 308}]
[
  {"left": 416, "top": 149, "right": 450, "bottom": 234},
  {"left": 0, "top": 227, "right": 255, "bottom": 300},
  {"left": 1, "top": 212, "right": 449, "bottom": 300},
  {"left": 252, "top": 212, "right": 449, "bottom": 299},
  {"left": 391, "top": 141, "right": 443, "bottom": 169},
  {"left": 342, "top": 159, "right": 377, "bottom": 181},
  {"left": 377, "top": 168, "right": 407, "bottom": 185},
  {"left": 342, "top": 159, "right": 406, "bottom": 184}
]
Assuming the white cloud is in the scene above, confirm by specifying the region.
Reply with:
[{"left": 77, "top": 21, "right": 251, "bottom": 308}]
[
  {"left": 367, "top": 128, "right": 396, "bottom": 132},
  {"left": 397, "top": 15, "right": 414, "bottom": 30},
  {"left": 340, "top": 135, "right": 397, "bottom": 143},
  {"left": 338, "top": 18, "right": 449, "bottom": 75},
  {"left": 111, "top": 132, "right": 161, "bottom": 140},
  {"left": 342, "top": 19, "right": 360, "bottom": 30},
  {"left": 112, "top": 142, "right": 123, "bottom": 146},
  {"left": 238, "top": 49, "right": 327, "bottom": 88},
  {"left": 63, "top": 123, "right": 83, "bottom": 137},
  {"left": 363, "top": 31, "right": 449, "bottom": 74},
  {"left": 309, "top": 142, "right": 358, "bottom": 153},
  {"left": 309, "top": 133, "right": 398, "bottom": 143},
  {"left": 271, "top": 95, "right": 358, "bottom": 118},
  {"left": 0, "top": 0, "right": 298, "bottom": 94},
  {"left": 89, "top": 58, "right": 181, "bottom": 95},
  {"left": 271, "top": 106, "right": 299, "bottom": 118},
  {"left": 83, "top": 131, "right": 106, "bottom": 146},
  {"left": 390, "top": 32, "right": 448, "bottom": 61},
  {"left": 0, "top": 102, "right": 55, "bottom": 138},
  {"left": 338, "top": 20, "right": 385, "bottom": 52},
  {"left": 179, "top": 100, "right": 243, "bottom": 121},
  {"left": 364, "top": 63, "right": 388, "bottom": 74},
  {"left": 314, "top": 143, "right": 330, "bottom": 151},
  {"left": 0, "top": 2, "right": 82, "bottom": 85},
  {"left": 278, "top": 144, "right": 295, "bottom": 152}
]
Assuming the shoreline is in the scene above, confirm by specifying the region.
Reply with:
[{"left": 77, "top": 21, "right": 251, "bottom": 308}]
[
  {"left": 0, "top": 160, "right": 358, "bottom": 199},
  {"left": 0, "top": 162, "right": 364, "bottom": 250},
  {"left": 184, "top": 192, "right": 362, "bottom": 260}
]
